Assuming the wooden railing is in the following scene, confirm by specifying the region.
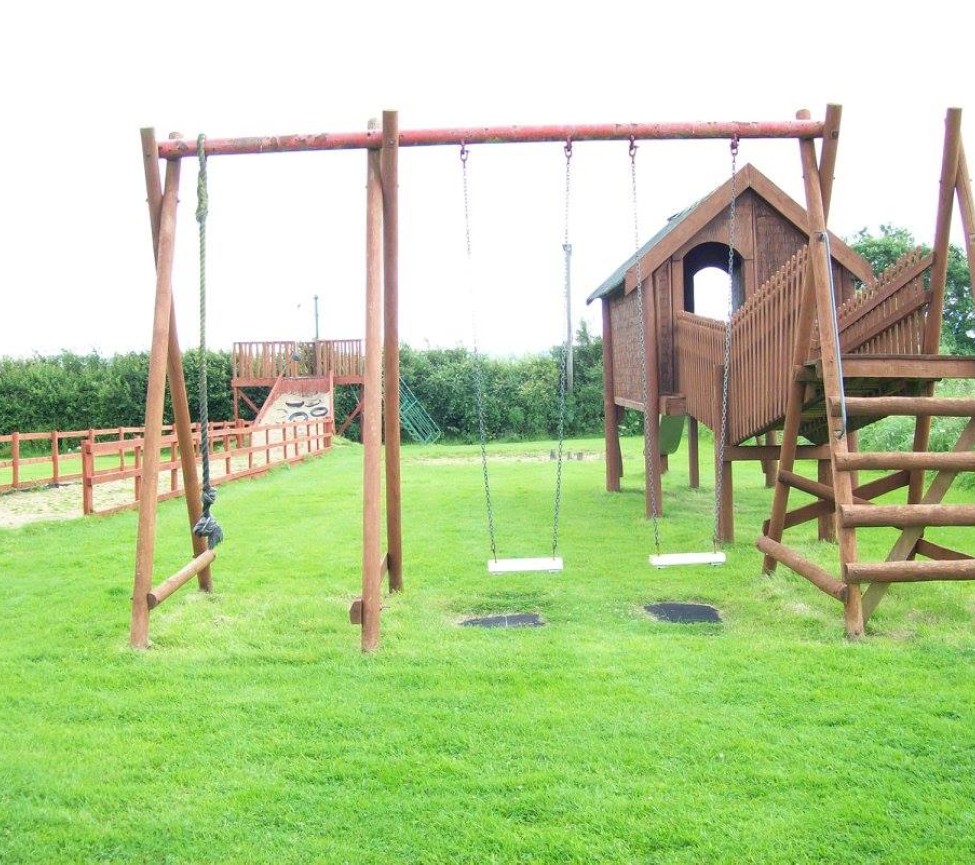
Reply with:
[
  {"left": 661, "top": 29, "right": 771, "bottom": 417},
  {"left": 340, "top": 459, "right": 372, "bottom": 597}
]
[
  {"left": 1, "top": 423, "right": 239, "bottom": 494},
  {"left": 232, "top": 339, "right": 364, "bottom": 381},
  {"left": 834, "top": 247, "right": 931, "bottom": 356},
  {"left": 81, "top": 418, "right": 332, "bottom": 516},
  {"left": 674, "top": 244, "right": 934, "bottom": 444}
]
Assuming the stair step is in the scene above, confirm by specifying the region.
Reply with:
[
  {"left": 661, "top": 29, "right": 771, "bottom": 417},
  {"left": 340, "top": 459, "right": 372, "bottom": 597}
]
[
  {"left": 835, "top": 452, "right": 975, "bottom": 472},
  {"left": 830, "top": 396, "right": 975, "bottom": 417},
  {"left": 846, "top": 560, "right": 975, "bottom": 583},
  {"left": 799, "top": 354, "right": 975, "bottom": 382},
  {"left": 840, "top": 504, "right": 975, "bottom": 528}
]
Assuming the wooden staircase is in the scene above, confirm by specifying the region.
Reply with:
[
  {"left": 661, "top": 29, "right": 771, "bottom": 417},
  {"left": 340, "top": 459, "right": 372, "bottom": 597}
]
[{"left": 758, "top": 108, "right": 975, "bottom": 637}]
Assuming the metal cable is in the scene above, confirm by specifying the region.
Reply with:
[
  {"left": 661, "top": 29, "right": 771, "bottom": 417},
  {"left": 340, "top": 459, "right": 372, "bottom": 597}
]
[
  {"left": 551, "top": 141, "right": 572, "bottom": 557},
  {"left": 461, "top": 144, "right": 498, "bottom": 561},
  {"left": 631, "top": 139, "right": 661, "bottom": 554},
  {"left": 712, "top": 138, "right": 738, "bottom": 551}
]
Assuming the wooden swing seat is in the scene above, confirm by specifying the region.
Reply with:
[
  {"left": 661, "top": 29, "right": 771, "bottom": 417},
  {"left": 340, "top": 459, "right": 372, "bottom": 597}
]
[
  {"left": 488, "top": 557, "right": 564, "bottom": 574},
  {"left": 650, "top": 551, "right": 726, "bottom": 568}
]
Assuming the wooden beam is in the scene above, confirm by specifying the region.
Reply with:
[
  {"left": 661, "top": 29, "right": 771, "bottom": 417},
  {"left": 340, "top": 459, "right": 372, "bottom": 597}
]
[
  {"left": 602, "top": 297, "right": 622, "bottom": 492},
  {"left": 361, "top": 119, "right": 384, "bottom": 653},
  {"left": 914, "top": 538, "right": 973, "bottom": 562},
  {"left": 818, "top": 104, "right": 842, "bottom": 219},
  {"left": 726, "top": 444, "right": 831, "bottom": 461},
  {"left": 382, "top": 110, "right": 403, "bottom": 594},
  {"left": 147, "top": 550, "right": 217, "bottom": 609},
  {"left": 846, "top": 560, "right": 975, "bottom": 583},
  {"left": 956, "top": 141, "right": 975, "bottom": 304},
  {"left": 835, "top": 396, "right": 975, "bottom": 417},
  {"left": 130, "top": 150, "right": 182, "bottom": 649},
  {"left": 841, "top": 504, "right": 975, "bottom": 528},
  {"left": 836, "top": 452, "right": 975, "bottom": 472},
  {"left": 800, "top": 354, "right": 975, "bottom": 381},
  {"left": 756, "top": 536, "right": 847, "bottom": 602},
  {"left": 863, "top": 417, "right": 975, "bottom": 621}
]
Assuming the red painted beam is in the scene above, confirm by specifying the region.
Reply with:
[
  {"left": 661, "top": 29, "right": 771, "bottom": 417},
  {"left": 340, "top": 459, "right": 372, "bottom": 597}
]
[{"left": 157, "top": 119, "right": 826, "bottom": 159}]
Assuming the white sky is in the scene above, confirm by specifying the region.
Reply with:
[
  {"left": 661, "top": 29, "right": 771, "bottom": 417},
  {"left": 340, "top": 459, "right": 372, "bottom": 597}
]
[{"left": 1, "top": 1, "right": 972, "bottom": 359}]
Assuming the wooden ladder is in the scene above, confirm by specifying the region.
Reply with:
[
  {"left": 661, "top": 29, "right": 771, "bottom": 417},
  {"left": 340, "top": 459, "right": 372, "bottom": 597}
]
[{"left": 758, "top": 108, "right": 975, "bottom": 637}]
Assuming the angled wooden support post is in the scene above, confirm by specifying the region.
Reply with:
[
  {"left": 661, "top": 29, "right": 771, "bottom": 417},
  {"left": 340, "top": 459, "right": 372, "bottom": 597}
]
[
  {"left": 140, "top": 129, "right": 211, "bottom": 593},
  {"left": 798, "top": 116, "right": 862, "bottom": 637},
  {"left": 910, "top": 108, "right": 963, "bottom": 503},
  {"left": 131, "top": 138, "right": 182, "bottom": 649},
  {"left": 361, "top": 118, "right": 384, "bottom": 653},
  {"left": 762, "top": 106, "right": 843, "bottom": 574},
  {"left": 955, "top": 141, "right": 975, "bottom": 307}
]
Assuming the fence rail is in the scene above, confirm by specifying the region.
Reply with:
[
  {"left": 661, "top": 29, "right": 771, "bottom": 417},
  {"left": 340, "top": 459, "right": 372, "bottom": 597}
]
[{"left": 2, "top": 418, "right": 331, "bottom": 518}]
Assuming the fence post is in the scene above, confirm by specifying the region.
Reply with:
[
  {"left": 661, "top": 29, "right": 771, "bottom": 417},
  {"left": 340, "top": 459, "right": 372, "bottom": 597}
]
[
  {"left": 51, "top": 431, "right": 61, "bottom": 485},
  {"left": 11, "top": 432, "right": 20, "bottom": 489},
  {"left": 82, "top": 440, "right": 94, "bottom": 515},
  {"left": 134, "top": 445, "right": 143, "bottom": 502}
]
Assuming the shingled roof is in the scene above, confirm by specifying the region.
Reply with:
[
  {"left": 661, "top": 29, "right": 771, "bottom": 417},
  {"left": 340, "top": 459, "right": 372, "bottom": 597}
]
[{"left": 587, "top": 164, "right": 872, "bottom": 304}]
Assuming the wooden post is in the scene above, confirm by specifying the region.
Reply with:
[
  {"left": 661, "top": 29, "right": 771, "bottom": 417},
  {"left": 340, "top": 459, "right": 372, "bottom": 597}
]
[
  {"left": 763, "top": 106, "right": 842, "bottom": 574},
  {"left": 911, "top": 109, "right": 962, "bottom": 503},
  {"left": 361, "top": 119, "right": 384, "bottom": 653},
  {"left": 798, "top": 118, "right": 861, "bottom": 637},
  {"left": 140, "top": 128, "right": 212, "bottom": 592},
  {"left": 688, "top": 417, "right": 700, "bottom": 489},
  {"left": 82, "top": 441, "right": 93, "bottom": 515},
  {"left": 131, "top": 149, "right": 181, "bottom": 649},
  {"left": 51, "top": 431, "right": 60, "bottom": 485},
  {"left": 382, "top": 110, "right": 403, "bottom": 593},
  {"left": 11, "top": 432, "right": 19, "bottom": 489},
  {"left": 642, "top": 276, "right": 662, "bottom": 518},
  {"left": 762, "top": 430, "right": 778, "bottom": 488},
  {"left": 601, "top": 297, "right": 622, "bottom": 491},
  {"left": 817, "top": 458, "right": 835, "bottom": 541},
  {"left": 714, "top": 366, "right": 733, "bottom": 542},
  {"left": 956, "top": 142, "right": 975, "bottom": 299}
]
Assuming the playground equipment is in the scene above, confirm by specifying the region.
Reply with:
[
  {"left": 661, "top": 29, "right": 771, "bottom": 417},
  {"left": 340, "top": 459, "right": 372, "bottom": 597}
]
[
  {"left": 590, "top": 106, "right": 975, "bottom": 637},
  {"left": 137, "top": 106, "right": 973, "bottom": 648},
  {"left": 460, "top": 140, "right": 571, "bottom": 575}
]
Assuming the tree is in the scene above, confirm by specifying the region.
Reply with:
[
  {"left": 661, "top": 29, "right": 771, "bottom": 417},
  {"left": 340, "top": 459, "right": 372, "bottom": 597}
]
[{"left": 849, "top": 225, "right": 973, "bottom": 354}]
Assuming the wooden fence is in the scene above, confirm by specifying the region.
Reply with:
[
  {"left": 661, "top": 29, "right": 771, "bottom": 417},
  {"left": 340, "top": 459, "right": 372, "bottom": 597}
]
[
  {"left": 0, "top": 423, "right": 240, "bottom": 494},
  {"left": 1, "top": 418, "right": 331, "bottom": 517},
  {"left": 232, "top": 339, "right": 364, "bottom": 382},
  {"left": 674, "top": 244, "right": 933, "bottom": 444}
]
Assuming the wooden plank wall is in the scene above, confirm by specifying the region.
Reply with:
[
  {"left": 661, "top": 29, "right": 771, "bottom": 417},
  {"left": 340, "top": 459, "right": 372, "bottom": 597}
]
[{"left": 610, "top": 287, "right": 645, "bottom": 406}]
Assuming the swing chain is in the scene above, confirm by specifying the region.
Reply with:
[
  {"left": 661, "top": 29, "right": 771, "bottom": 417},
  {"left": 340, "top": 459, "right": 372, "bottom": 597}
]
[
  {"left": 712, "top": 135, "right": 738, "bottom": 552},
  {"left": 461, "top": 143, "right": 498, "bottom": 560},
  {"left": 631, "top": 140, "right": 661, "bottom": 554},
  {"left": 551, "top": 140, "right": 572, "bottom": 557}
]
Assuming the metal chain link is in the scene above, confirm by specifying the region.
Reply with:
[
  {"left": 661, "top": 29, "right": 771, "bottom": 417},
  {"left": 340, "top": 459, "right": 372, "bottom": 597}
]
[
  {"left": 461, "top": 144, "right": 498, "bottom": 561},
  {"left": 551, "top": 140, "right": 572, "bottom": 557},
  {"left": 631, "top": 139, "right": 661, "bottom": 554},
  {"left": 712, "top": 137, "right": 738, "bottom": 552},
  {"left": 193, "top": 134, "right": 223, "bottom": 550}
]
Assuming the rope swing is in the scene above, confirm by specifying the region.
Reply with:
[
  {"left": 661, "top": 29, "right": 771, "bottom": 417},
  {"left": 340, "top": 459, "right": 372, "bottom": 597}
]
[{"left": 192, "top": 134, "right": 223, "bottom": 550}]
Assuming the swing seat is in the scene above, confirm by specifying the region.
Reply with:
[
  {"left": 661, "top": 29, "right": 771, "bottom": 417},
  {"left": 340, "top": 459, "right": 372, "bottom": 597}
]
[
  {"left": 650, "top": 551, "right": 726, "bottom": 568},
  {"left": 488, "top": 557, "right": 563, "bottom": 574}
]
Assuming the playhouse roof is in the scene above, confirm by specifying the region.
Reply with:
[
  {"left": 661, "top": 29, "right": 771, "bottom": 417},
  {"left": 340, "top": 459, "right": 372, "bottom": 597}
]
[{"left": 586, "top": 164, "right": 873, "bottom": 303}]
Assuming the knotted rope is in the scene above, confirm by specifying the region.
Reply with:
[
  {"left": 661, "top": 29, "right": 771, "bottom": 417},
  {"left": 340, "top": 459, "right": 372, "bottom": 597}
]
[{"left": 192, "top": 133, "right": 223, "bottom": 550}]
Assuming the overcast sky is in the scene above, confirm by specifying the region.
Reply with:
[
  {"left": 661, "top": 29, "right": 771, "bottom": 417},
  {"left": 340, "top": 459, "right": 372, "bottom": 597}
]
[{"left": 1, "top": 1, "right": 972, "bottom": 359}]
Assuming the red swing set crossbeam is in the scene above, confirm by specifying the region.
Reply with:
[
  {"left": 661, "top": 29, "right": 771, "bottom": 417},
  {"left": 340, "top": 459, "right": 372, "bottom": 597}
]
[{"left": 157, "top": 119, "right": 825, "bottom": 159}]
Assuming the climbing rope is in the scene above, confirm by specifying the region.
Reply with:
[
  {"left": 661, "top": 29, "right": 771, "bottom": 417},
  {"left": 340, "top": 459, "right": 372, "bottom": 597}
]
[
  {"left": 631, "top": 137, "right": 662, "bottom": 555},
  {"left": 192, "top": 134, "right": 223, "bottom": 550},
  {"left": 712, "top": 136, "right": 738, "bottom": 551}
]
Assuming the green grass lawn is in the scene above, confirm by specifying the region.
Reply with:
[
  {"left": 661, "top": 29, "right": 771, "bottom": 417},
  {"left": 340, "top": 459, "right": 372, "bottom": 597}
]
[{"left": 1, "top": 436, "right": 974, "bottom": 863}]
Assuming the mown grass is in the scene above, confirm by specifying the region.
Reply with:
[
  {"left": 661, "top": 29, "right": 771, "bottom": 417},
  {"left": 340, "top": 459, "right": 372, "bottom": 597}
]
[{"left": 1, "top": 436, "right": 974, "bottom": 863}]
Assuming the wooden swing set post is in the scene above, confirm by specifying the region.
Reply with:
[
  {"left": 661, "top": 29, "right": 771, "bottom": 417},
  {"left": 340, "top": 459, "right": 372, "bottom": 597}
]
[
  {"left": 140, "top": 130, "right": 211, "bottom": 590},
  {"left": 382, "top": 110, "right": 404, "bottom": 594},
  {"left": 131, "top": 131, "right": 214, "bottom": 649},
  {"left": 761, "top": 106, "right": 842, "bottom": 575},
  {"left": 361, "top": 119, "right": 385, "bottom": 653}
]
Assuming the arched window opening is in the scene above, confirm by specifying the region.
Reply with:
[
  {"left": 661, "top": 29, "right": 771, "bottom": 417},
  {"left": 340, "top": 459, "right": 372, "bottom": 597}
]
[{"left": 682, "top": 242, "right": 744, "bottom": 320}]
